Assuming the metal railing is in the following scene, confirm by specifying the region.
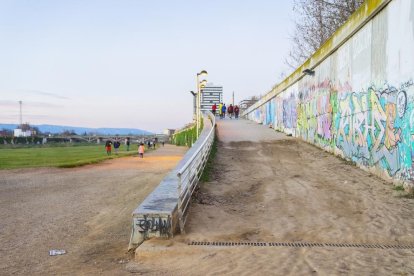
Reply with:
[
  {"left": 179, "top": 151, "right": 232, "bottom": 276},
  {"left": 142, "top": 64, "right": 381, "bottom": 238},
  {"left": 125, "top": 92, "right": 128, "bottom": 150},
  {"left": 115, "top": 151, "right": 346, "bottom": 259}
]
[
  {"left": 128, "top": 111, "right": 216, "bottom": 249},
  {"left": 176, "top": 111, "right": 215, "bottom": 233}
]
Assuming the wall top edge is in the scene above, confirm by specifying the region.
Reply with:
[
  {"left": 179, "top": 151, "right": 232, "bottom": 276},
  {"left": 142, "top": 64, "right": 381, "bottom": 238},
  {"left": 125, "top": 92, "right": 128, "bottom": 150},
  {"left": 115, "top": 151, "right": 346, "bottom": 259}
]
[{"left": 243, "top": 0, "right": 392, "bottom": 115}]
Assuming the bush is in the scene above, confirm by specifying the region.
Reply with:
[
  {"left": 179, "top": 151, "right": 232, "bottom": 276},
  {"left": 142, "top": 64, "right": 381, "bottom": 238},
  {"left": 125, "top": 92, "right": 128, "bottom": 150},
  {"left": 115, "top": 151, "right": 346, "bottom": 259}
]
[
  {"left": 172, "top": 118, "right": 204, "bottom": 147},
  {"left": 172, "top": 125, "right": 197, "bottom": 146}
]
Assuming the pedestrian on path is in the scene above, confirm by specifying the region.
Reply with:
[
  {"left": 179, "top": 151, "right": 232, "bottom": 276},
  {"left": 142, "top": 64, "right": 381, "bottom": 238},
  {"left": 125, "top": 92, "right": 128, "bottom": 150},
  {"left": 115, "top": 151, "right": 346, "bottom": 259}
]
[
  {"left": 105, "top": 140, "right": 112, "bottom": 155},
  {"left": 138, "top": 143, "right": 145, "bottom": 158},
  {"left": 228, "top": 104, "right": 234, "bottom": 119},
  {"left": 212, "top": 103, "right": 217, "bottom": 116},
  {"left": 125, "top": 137, "right": 130, "bottom": 151},
  {"left": 218, "top": 103, "right": 223, "bottom": 118},
  {"left": 234, "top": 105, "right": 240, "bottom": 119},
  {"left": 221, "top": 103, "right": 227, "bottom": 118},
  {"left": 113, "top": 140, "right": 120, "bottom": 154}
]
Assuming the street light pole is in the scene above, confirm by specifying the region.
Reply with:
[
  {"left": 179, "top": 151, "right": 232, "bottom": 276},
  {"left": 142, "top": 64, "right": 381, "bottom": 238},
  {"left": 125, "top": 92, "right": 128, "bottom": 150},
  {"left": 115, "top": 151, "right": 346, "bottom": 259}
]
[
  {"left": 196, "top": 70, "right": 208, "bottom": 138},
  {"left": 196, "top": 75, "right": 200, "bottom": 138},
  {"left": 197, "top": 80, "right": 207, "bottom": 137},
  {"left": 190, "top": 91, "right": 196, "bottom": 121}
]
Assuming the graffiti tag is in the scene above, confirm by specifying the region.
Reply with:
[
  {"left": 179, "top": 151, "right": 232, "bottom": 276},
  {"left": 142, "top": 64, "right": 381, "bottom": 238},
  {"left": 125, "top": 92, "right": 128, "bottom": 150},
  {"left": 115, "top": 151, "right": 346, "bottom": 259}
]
[{"left": 136, "top": 215, "right": 172, "bottom": 237}]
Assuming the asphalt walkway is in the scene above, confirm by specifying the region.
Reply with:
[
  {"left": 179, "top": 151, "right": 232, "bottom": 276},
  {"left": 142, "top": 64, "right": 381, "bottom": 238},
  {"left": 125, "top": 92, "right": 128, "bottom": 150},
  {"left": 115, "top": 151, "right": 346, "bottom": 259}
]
[{"left": 216, "top": 118, "right": 286, "bottom": 142}]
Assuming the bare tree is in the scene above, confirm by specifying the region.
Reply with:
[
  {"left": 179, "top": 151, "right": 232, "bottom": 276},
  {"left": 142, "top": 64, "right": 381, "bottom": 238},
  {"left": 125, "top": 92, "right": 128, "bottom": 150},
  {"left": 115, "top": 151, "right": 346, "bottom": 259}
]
[{"left": 286, "top": 0, "right": 364, "bottom": 69}]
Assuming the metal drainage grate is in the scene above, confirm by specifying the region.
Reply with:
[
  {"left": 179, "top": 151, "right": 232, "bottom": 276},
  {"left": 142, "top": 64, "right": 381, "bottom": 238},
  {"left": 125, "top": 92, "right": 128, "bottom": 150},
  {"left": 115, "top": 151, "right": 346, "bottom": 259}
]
[{"left": 188, "top": 241, "right": 414, "bottom": 250}]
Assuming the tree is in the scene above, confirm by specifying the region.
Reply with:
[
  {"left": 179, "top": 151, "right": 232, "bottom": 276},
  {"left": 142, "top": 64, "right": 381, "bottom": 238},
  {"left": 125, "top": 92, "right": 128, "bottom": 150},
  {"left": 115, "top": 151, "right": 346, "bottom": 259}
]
[
  {"left": 0, "top": 128, "right": 12, "bottom": 137},
  {"left": 62, "top": 129, "right": 76, "bottom": 136},
  {"left": 286, "top": 0, "right": 364, "bottom": 69},
  {"left": 21, "top": 123, "right": 31, "bottom": 131},
  {"left": 31, "top": 126, "right": 41, "bottom": 135}
]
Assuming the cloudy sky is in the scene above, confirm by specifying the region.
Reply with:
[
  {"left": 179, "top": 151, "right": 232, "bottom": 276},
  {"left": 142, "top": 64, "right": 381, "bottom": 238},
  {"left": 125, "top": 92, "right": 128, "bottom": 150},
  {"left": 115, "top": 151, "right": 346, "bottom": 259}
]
[{"left": 0, "top": 0, "right": 294, "bottom": 132}]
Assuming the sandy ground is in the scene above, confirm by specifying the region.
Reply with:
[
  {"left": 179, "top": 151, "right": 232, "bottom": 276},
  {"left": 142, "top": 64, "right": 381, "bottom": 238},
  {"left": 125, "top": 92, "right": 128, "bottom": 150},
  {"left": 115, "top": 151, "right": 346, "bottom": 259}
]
[
  {"left": 0, "top": 144, "right": 187, "bottom": 276},
  {"left": 133, "top": 119, "right": 414, "bottom": 275}
]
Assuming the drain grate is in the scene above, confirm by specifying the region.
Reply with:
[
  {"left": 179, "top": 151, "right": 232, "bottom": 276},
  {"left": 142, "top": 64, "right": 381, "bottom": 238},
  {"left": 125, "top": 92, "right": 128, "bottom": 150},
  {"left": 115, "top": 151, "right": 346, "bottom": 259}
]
[{"left": 188, "top": 241, "right": 414, "bottom": 250}]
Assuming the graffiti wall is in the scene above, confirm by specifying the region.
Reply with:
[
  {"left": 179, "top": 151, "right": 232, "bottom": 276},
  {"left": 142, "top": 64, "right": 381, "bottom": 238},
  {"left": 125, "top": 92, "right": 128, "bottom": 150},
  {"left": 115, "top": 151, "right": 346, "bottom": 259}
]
[{"left": 246, "top": 0, "right": 414, "bottom": 183}]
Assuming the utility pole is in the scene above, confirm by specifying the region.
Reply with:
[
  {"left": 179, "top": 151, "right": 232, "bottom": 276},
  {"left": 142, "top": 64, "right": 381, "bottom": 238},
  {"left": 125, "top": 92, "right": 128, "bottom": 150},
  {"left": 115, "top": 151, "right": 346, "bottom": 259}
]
[
  {"left": 19, "top": 100, "right": 22, "bottom": 127},
  {"left": 232, "top": 91, "right": 234, "bottom": 106}
]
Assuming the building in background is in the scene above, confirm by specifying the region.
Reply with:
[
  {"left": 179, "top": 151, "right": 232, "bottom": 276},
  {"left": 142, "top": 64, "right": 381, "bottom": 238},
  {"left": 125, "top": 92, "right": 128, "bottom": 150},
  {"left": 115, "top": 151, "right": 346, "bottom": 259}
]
[
  {"left": 239, "top": 97, "right": 259, "bottom": 114},
  {"left": 200, "top": 83, "right": 223, "bottom": 112},
  {"left": 14, "top": 123, "right": 36, "bottom": 137},
  {"left": 163, "top": 129, "right": 175, "bottom": 136},
  {"left": 14, "top": 129, "right": 32, "bottom": 137}
]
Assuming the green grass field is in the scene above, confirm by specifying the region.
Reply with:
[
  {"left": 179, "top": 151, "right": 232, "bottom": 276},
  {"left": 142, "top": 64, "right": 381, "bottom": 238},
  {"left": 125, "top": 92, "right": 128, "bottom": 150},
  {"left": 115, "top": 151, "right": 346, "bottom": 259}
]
[{"left": 0, "top": 144, "right": 144, "bottom": 169}]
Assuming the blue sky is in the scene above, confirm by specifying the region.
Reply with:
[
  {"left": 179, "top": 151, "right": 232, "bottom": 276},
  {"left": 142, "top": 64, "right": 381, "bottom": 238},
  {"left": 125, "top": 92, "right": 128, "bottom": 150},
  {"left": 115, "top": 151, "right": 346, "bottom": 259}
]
[{"left": 0, "top": 0, "right": 294, "bottom": 132}]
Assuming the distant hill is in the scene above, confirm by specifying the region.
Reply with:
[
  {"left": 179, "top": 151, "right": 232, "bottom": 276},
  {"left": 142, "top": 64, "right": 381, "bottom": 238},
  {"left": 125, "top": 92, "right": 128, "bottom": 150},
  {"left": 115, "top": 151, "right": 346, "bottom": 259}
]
[{"left": 0, "top": 123, "right": 153, "bottom": 136}]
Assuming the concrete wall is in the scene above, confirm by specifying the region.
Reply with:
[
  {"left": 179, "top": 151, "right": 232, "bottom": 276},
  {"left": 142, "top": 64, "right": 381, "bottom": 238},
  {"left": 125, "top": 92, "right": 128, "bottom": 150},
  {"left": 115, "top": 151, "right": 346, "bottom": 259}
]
[{"left": 245, "top": 0, "right": 414, "bottom": 184}]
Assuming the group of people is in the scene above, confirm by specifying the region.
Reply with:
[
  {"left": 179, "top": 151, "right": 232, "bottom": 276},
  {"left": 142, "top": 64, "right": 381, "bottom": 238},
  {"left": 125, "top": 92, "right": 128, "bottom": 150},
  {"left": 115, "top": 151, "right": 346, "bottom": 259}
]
[
  {"left": 105, "top": 137, "right": 130, "bottom": 155},
  {"left": 211, "top": 103, "right": 240, "bottom": 119},
  {"left": 105, "top": 140, "right": 120, "bottom": 155},
  {"left": 105, "top": 137, "right": 164, "bottom": 159}
]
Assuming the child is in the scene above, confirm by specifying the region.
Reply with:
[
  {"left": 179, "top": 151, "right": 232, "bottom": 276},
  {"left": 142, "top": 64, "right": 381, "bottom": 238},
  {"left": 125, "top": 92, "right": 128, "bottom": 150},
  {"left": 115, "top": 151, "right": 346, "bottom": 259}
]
[
  {"left": 105, "top": 140, "right": 112, "bottom": 155},
  {"left": 138, "top": 143, "right": 145, "bottom": 158}
]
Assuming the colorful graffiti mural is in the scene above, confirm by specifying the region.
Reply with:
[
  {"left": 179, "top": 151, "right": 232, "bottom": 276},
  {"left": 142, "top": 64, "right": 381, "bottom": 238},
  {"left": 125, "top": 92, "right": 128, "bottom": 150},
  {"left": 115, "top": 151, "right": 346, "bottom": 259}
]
[
  {"left": 246, "top": 0, "right": 414, "bottom": 184},
  {"left": 265, "top": 100, "right": 275, "bottom": 126},
  {"left": 247, "top": 80, "right": 414, "bottom": 182},
  {"left": 334, "top": 82, "right": 413, "bottom": 177},
  {"left": 297, "top": 80, "right": 334, "bottom": 146}
]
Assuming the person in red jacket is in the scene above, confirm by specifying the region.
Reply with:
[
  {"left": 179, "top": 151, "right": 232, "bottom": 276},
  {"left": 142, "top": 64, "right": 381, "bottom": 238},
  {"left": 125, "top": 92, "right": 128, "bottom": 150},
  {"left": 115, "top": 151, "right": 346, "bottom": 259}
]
[
  {"left": 234, "top": 105, "right": 240, "bottom": 119},
  {"left": 105, "top": 140, "right": 112, "bottom": 155},
  {"left": 212, "top": 103, "right": 217, "bottom": 116},
  {"left": 228, "top": 104, "right": 234, "bottom": 119}
]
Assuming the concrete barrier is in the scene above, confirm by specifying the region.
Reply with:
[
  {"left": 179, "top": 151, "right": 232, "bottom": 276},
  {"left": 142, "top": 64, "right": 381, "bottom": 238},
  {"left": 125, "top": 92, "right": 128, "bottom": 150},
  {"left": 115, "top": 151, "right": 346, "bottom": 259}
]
[
  {"left": 243, "top": 0, "right": 414, "bottom": 187},
  {"left": 129, "top": 112, "right": 215, "bottom": 249}
]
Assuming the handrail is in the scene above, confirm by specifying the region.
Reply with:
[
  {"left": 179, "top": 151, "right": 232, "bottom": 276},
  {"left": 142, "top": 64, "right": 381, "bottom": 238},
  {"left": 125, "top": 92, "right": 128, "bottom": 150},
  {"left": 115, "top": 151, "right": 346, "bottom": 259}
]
[
  {"left": 176, "top": 111, "right": 216, "bottom": 233},
  {"left": 177, "top": 112, "right": 215, "bottom": 176},
  {"left": 129, "top": 111, "right": 216, "bottom": 249}
]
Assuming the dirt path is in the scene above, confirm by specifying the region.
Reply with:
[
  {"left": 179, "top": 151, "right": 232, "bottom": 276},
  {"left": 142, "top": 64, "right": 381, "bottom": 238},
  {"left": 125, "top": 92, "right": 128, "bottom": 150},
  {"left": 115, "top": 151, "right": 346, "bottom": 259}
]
[
  {"left": 133, "top": 119, "right": 414, "bottom": 275},
  {"left": 0, "top": 144, "right": 187, "bottom": 276}
]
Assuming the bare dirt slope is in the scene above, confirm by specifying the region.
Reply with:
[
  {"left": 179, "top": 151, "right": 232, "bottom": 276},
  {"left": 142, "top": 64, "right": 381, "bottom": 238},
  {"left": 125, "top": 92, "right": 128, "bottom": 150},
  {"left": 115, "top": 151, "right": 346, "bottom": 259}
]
[
  {"left": 0, "top": 144, "right": 186, "bottom": 276},
  {"left": 133, "top": 119, "right": 414, "bottom": 275}
]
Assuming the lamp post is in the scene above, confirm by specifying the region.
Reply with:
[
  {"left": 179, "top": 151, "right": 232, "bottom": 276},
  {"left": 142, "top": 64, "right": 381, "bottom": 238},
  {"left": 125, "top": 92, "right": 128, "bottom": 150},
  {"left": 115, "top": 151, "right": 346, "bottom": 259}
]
[
  {"left": 189, "top": 91, "right": 196, "bottom": 120},
  {"left": 196, "top": 70, "right": 208, "bottom": 138},
  {"left": 197, "top": 80, "right": 207, "bottom": 137}
]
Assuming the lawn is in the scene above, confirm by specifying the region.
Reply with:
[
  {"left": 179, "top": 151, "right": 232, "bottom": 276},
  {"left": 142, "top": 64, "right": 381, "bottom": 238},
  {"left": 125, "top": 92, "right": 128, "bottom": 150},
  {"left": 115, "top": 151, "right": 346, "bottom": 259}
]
[{"left": 0, "top": 143, "right": 142, "bottom": 169}]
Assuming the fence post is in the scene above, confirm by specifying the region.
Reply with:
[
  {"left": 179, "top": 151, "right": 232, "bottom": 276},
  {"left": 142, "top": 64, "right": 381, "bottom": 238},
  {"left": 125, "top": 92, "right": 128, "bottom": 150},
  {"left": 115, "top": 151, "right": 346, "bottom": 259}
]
[{"left": 177, "top": 173, "right": 186, "bottom": 234}]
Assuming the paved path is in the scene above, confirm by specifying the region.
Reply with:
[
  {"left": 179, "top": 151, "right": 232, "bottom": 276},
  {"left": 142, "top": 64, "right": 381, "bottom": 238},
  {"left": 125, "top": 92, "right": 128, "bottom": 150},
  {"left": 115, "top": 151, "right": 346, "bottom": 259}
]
[
  {"left": 216, "top": 118, "right": 286, "bottom": 142},
  {"left": 135, "top": 118, "right": 414, "bottom": 275},
  {"left": 0, "top": 145, "right": 187, "bottom": 276}
]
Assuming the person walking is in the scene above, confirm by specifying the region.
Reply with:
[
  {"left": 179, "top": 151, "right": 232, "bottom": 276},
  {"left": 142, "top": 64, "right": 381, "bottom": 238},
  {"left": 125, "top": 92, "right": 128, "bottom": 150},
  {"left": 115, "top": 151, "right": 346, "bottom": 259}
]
[
  {"left": 138, "top": 143, "right": 145, "bottom": 158},
  {"left": 228, "top": 104, "right": 234, "bottom": 119},
  {"left": 221, "top": 103, "right": 227, "bottom": 119},
  {"left": 234, "top": 105, "right": 240, "bottom": 119},
  {"left": 218, "top": 103, "right": 223, "bottom": 118},
  {"left": 105, "top": 140, "right": 112, "bottom": 155},
  {"left": 125, "top": 137, "right": 130, "bottom": 151},
  {"left": 211, "top": 103, "right": 217, "bottom": 116},
  {"left": 113, "top": 140, "right": 120, "bottom": 154}
]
